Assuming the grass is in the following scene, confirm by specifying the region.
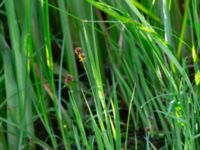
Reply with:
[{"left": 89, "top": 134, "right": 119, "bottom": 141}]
[{"left": 0, "top": 0, "right": 200, "bottom": 149}]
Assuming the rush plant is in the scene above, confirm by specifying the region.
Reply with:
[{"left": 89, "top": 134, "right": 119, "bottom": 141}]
[{"left": 0, "top": 0, "right": 200, "bottom": 149}]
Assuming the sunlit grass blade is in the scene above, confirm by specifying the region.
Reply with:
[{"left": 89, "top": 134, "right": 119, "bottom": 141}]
[{"left": 112, "top": 76, "right": 121, "bottom": 149}]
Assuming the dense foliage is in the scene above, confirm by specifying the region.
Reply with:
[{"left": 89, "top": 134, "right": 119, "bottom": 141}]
[{"left": 0, "top": 0, "right": 200, "bottom": 149}]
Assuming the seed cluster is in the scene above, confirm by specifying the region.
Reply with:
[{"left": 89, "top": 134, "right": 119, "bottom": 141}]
[
  {"left": 75, "top": 47, "right": 85, "bottom": 63},
  {"left": 64, "top": 74, "right": 73, "bottom": 84}
]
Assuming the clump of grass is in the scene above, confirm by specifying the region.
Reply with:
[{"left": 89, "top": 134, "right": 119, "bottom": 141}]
[{"left": 0, "top": 0, "right": 200, "bottom": 149}]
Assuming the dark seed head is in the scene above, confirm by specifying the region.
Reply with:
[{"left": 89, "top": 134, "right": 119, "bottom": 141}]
[
  {"left": 75, "top": 47, "right": 82, "bottom": 55},
  {"left": 65, "top": 74, "right": 73, "bottom": 84}
]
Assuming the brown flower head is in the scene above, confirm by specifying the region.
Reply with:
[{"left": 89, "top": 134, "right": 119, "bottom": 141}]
[
  {"left": 75, "top": 47, "right": 82, "bottom": 55},
  {"left": 65, "top": 74, "right": 73, "bottom": 84},
  {"left": 75, "top": 47, "right": 85, "bottom": 63}
]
